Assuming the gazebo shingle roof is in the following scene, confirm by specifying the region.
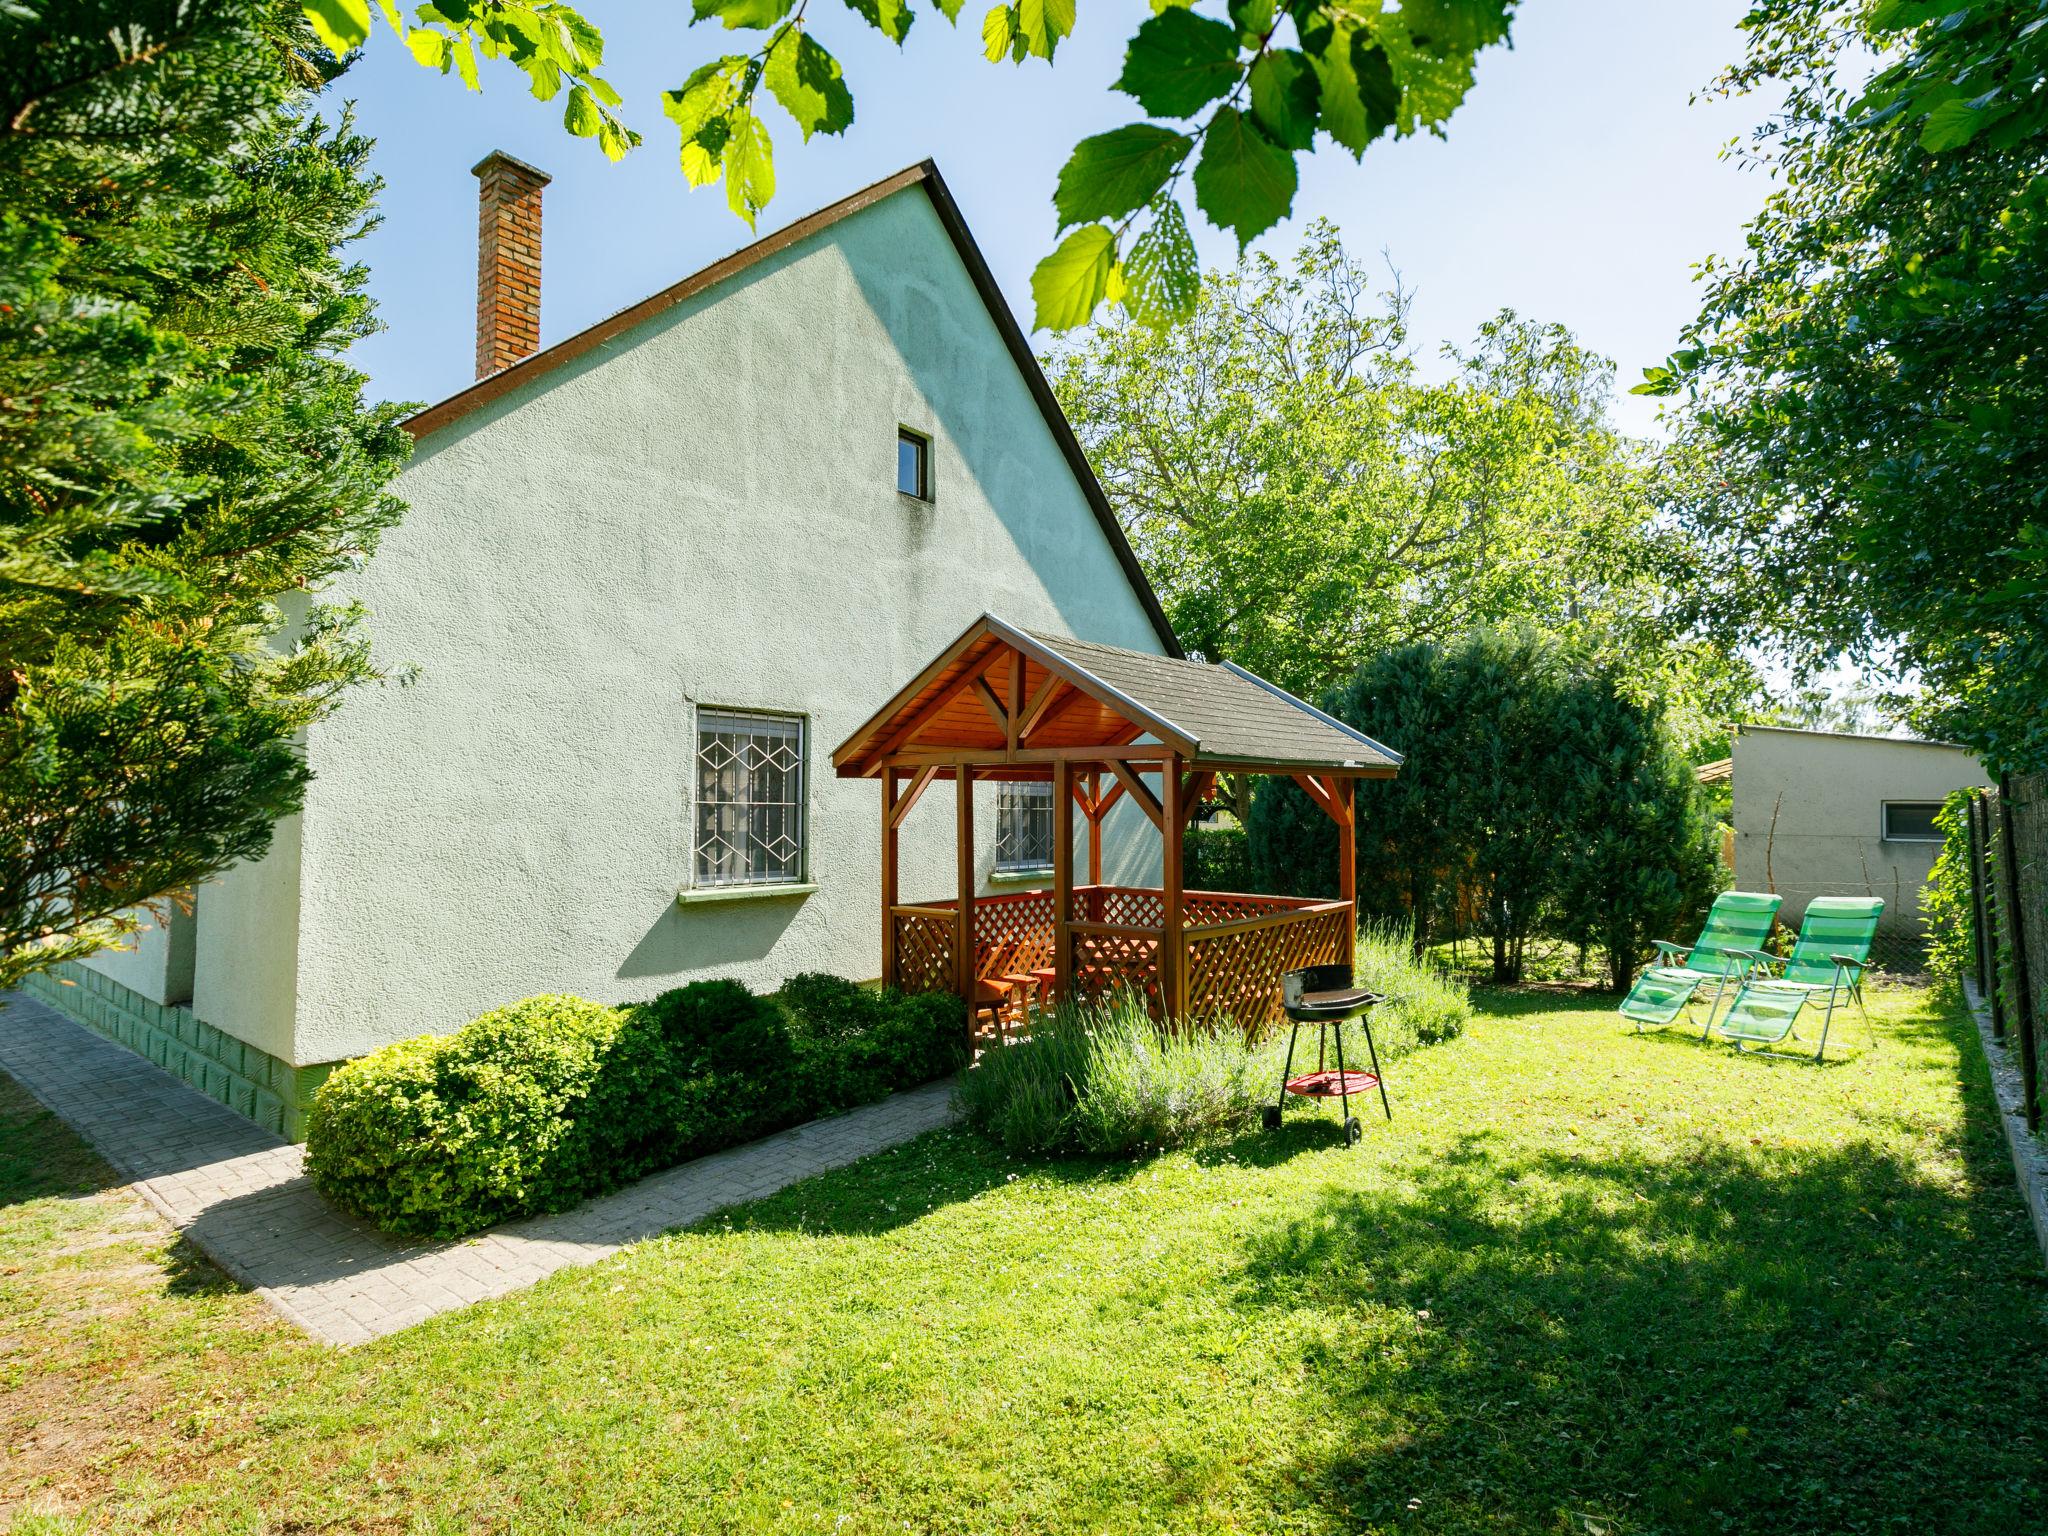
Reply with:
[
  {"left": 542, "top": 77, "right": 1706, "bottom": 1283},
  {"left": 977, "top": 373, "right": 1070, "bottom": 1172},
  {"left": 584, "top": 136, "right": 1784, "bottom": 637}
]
[
  {"left": 1024, "top": 632, "right": 1401, "bottom": 772},
  {"left": 832, "top": 614, "right": 1401, "bottom": 777}
]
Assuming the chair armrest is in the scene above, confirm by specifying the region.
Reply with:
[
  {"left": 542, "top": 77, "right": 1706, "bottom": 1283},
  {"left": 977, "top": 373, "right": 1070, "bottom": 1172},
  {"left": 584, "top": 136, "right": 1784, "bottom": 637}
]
[
  {"left": 1829, "top": 953, "right": 1870, "bottom": 972},
  {"left": 1651, "top": 940, "right": 1690, "bottom": 964},
  {"left": 1724, "top": 947, "right": 1781, "bottom": 973}
]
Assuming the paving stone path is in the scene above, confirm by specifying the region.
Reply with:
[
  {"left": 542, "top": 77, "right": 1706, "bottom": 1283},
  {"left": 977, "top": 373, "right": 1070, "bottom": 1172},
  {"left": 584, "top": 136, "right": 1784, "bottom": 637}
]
[{"left": 0, "top": 990, "right": 958, "bottom": 1345}]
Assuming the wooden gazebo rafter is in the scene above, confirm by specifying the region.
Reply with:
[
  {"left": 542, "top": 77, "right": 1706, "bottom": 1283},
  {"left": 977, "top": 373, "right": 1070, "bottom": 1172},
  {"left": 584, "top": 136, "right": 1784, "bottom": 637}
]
[{"left": 834, "top": 615, "right": 1403, "bottom": 1029}]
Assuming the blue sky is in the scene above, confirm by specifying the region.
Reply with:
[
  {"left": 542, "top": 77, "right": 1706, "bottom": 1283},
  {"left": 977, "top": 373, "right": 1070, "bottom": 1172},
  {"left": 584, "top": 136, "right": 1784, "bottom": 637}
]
[{"left": 332, "top": 1, "right": 1778, "bottom": 439}]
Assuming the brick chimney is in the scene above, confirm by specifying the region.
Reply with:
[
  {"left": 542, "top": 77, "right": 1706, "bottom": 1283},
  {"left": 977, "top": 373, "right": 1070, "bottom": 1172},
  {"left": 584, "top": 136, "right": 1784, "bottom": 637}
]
[{"left": 472, "top": 151, "right": 550, "bottom": 379}]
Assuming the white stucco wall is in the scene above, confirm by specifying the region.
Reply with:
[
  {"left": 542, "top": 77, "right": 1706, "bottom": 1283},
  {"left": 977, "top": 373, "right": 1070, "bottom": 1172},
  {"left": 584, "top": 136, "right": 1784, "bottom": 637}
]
[
  {"left": 1731, "top": 725, "right": 1989, "bottom": 937},
  {"left": 254, "top": 186, "right": 1165, "bottom": 1064},
  {"left": 191, "top": 815, "right": 304, "bottom": 1061},
  {"left": 78, "top": 900, "right": 195, "bottom": 1006}
]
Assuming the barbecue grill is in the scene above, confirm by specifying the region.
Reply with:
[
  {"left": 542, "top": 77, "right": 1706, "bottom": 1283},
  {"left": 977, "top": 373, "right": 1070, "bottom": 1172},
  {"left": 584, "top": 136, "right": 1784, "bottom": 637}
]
[{"left": 1261, "top": 963, "right": 1391, "bottom": 1145}]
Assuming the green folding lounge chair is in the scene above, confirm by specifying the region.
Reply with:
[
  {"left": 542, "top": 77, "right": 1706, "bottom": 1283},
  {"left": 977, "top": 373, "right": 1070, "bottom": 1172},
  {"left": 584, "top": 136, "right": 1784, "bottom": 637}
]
[
  {"left": 1619, "top": 890, "right": 1783, "bottom": 1034},
  {"left": 1713, "top": 896, "right": 1884, "bottom": 1060}
]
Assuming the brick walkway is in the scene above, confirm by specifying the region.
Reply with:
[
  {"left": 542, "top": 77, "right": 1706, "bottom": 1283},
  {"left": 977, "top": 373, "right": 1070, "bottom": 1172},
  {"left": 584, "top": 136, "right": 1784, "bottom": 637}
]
[{"left": 0, "top": 990, "right": 957, "bottom": 1345}]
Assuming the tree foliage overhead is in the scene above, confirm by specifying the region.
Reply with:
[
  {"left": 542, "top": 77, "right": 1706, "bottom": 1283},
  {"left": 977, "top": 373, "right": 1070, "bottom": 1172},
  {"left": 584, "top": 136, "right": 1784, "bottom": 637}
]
[
  {"left": 1046, "top": 223, "right": 1751, "bottom": 755},
  {"left": 311, "top": 0, "right": 1519, "bottom": 329},
  {"left": 1644, "top": 0, "right": 2048, "bottom": 774},
  {"left": 0, "top": 0, "right": 411, "bottom": 986}
]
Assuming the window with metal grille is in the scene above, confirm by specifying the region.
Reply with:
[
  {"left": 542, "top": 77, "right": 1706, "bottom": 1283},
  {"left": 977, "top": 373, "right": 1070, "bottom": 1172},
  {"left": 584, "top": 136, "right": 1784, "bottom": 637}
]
[
  {"left": 995, "top": 782, "right": 1054, "bottom": 873},
  {"left": 695, "top": 711, "right": 805, "bottom": 886},
  {"left": 1881, "top": 800, "right": 1944, "bottom": 842}
]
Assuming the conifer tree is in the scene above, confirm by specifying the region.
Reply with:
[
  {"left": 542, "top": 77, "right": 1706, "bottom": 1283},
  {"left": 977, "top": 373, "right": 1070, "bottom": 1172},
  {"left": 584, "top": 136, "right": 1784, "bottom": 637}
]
[{"left": 0, "top": 1, "right": 410, "bottom": 985}]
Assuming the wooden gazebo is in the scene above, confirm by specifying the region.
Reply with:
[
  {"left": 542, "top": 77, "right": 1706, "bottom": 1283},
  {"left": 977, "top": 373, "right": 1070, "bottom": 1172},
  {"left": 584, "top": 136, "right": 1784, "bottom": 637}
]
[{"left": 832, "top": 615, "right": 1402, "bottom": 1030}]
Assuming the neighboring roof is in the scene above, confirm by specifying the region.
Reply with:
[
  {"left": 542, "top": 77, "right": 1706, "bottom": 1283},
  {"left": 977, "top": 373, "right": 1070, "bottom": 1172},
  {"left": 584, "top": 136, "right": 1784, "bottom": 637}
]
[
  {"left": 403, "top": 160, "right": 1179, "bottom": 657},
  {"left": 1695, "top": 757, "right": 1733, "bottom": 784},
  {"left": 832, "top": 613, "right": 1402, "bottom": 779},
  {"left": 1734, "top": 722, "right": 1972, "bottom": 752}
]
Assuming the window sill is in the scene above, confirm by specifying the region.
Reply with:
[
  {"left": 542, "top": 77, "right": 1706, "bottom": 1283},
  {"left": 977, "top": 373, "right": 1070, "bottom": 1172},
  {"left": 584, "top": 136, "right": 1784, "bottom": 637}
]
[
  {"left": 990, "top": 868, "right": 1053, "bottom": 886},
  {"left": 676, "top": 882, "right": 818, "bottom": 906}
]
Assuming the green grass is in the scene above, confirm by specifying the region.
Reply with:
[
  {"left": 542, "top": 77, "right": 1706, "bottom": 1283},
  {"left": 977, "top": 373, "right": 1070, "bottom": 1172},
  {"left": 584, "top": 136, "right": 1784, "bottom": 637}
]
[{"left": 4, "top": 984, "right": 2046, "bottom": 1534}]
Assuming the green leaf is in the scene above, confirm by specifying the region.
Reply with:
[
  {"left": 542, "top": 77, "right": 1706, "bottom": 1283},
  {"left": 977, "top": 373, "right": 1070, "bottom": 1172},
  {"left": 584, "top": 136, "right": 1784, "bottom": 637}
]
[
  {"left": 765, "top": 32, "right": 855, "bottom": 139},
  {"left": 303, "top": 0, "right": 372, "bottom": 52},
  {"left": 692, "top": 0, "right": 796, "bottom": 28},
  {"left": 1399, "top": 0, "right": 1512, "bottom": 51},
  {"left": 1192, "top": 106, "right": 1295, "bottom": 247},
  {"left": 1053, "top": 124, "right": 1192, "bottom": 229},
  {"left": 931, "top": 0, "right": 966, "bottom": 20},
  {"left": 1919, "top": 97, "right": 1983, "bottom": 150},
  {"left": 843, "top": 0, "right": 916, "bottom": 44},
  {"left": 1120, "top": 198, "right": 1200, "bottom": 326},
  {"left": 1313, "top": 26, "right": 1399, "bottom": 155},
  {"left": 1248, "top": 49, "right": 1319, "bottom": 151},
  {"left": 981, "top": 3, "right": 1014, "bottom": 61},
  {"left": 1016, "top": 0, "right": 1076, "bottom": 60},
  {"left": 449, "top": 32, "right": 481, "bottom": 89},
  {"left": 723, "top": 109, "right": 776, "bottom": 227},
  {"left": 564, "top": 82, "right": 602, "bottom": 137},
  {"left": 1031, "top": 223, "right": 1117, "bottom": 331},
  {"left": 1226, "top": 0, "right": 1273, "bottom": 44},
  {"left": 406, "top": 27, "right": 449, "bottom": 66},
  {"left": 1116, "top": 9, "right": 1242, "bottom": 119}
]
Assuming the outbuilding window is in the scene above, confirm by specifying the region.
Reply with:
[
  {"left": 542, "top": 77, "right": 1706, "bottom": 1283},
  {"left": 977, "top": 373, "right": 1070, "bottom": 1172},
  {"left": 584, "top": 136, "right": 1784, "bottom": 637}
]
[
  {"left": 897, "top": 428, "right": 931, "bottom": 500},
  {"left": 695, "top": 711, "right": 805, "bottom": 886},
  {"left": 995, "top": 782, "right": 1054, "bottom": 873},
  {"left": 1881, "top": 800, "right": 1944, "bottom": 843}
]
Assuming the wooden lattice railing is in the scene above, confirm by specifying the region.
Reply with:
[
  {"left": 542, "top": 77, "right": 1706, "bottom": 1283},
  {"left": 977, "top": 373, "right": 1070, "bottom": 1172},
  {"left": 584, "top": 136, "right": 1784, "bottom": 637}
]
[
  {"left": 890, "top": 885, "right": 1352, "bottom": 1027},
  {"left": 1184, "top": 901, "right": 1350, "bottom": 1030}
]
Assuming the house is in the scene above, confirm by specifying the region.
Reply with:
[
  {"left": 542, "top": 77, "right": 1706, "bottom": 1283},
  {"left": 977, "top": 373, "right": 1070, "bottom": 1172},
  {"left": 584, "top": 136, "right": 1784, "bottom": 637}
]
[
  {"left": 1728, "top": 723, "right": 1990, "bottom": 949},
  {"left": 21, "top": 159, "right": 1177, "bottom": 1138}
]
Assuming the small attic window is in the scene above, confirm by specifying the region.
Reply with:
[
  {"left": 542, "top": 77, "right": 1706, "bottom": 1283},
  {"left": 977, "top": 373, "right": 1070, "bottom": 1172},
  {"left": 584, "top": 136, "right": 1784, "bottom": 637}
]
[{"left": 897, "top": 428, "right": 930, "bottom": 500}]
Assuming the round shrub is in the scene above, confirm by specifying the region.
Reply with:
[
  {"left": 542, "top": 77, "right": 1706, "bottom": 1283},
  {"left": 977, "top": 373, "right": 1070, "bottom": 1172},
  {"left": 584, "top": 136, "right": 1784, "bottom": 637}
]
[{"left": 304, "top": 995, "right": 628, "bottom": 1239}]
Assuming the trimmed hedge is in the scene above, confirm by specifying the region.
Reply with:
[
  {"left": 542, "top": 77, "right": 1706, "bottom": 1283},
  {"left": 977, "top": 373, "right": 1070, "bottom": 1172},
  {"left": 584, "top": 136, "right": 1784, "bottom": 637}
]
[{"left": 306, "top": 977, "right": 966, "bottom": 1238}]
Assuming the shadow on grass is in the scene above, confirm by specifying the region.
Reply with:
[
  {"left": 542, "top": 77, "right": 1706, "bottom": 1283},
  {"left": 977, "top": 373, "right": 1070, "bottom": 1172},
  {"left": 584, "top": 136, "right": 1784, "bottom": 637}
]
[
  {"left": 1231, "top": 998, "right": 2048, "bottom": 1534},
  {"left": 0, "top": 1071, "right": 122, "bottom": 1211}
]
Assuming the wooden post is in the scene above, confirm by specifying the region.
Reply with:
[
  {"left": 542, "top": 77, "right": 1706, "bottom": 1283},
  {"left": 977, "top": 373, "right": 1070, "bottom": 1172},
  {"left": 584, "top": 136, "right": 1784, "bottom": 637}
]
[
  {"left": 1054, "top": 757, "right": 1074, "bottom": 1003},
  {"left": 1967, "top": 790, "right": 1993, "bottom": 1004},
  {"left": 881, "top": 768, "right": 899, "bottom": 989},
  {"left": 1997, "top": 775, "right": 2040, "bottom": 1131},
  {"left": 1086, "top": 769, "right": 1104, "bottom": 887},
  {"left": 1337, "top": 774, "right": 1357, "bottom": 971},
  {"left": 1161, "top": 753, "right": 1184, "bottom": 1018},
  {"left": 956, "top": 769, "right": 976, "bottom": 1007}
]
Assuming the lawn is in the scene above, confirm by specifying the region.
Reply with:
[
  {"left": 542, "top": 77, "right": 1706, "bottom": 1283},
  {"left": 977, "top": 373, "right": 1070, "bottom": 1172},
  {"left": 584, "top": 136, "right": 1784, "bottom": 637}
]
[{"left": 4, "top": 985, "right": 2045, "bottom": 1534}]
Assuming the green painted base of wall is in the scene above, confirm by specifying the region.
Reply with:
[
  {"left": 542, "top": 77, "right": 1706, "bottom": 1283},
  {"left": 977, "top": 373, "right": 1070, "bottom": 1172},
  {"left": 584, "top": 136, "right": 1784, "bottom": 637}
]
[{"left": 21, "top": 963, "right": 334, "bottom": 1141}]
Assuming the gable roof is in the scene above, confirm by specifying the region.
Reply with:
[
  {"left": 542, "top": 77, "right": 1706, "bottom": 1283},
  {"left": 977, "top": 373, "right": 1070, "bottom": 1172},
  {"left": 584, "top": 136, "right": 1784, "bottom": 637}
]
[
  {"left": 832, "top": 613, "right": 1402, "bottom": 780},
  {"left": 403, "top": 160, "right": 1179, "bottom": 656}
]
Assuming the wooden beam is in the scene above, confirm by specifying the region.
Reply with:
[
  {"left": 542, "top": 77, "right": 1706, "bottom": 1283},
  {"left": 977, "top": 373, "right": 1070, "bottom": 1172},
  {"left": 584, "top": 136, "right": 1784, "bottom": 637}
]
[
  {"left": 889, "top": 763, "right": 940, "bottom": 829},
  {"left": 1087, "top": 770, "right": 1104, "bottom": 886},
  {"left": 1093, "top": 777, "right": 1127, "bottom": 819},
  {"left": 1290, "top": 772, "right": 1340, "bottom": 823},
  {"left": 1313, "top": 774, "right": 1354, "bottom": 827},
  {"left": 1017, "top": 673, "right": 1067, "bottom": 742},
  {"left": 956, "top": 771, "right": 976, "bottom": 1012},
  {"left": 881, "top": 769, "right": 899, "bottom": 989},
  {"left": 868, "top": 646, "right": 1003, "bottom": 762},
  {"left": 881, "top": 744, "right": 1173, "bottom": 769},
  {"left": 1109, "top": 759, "right": 1165, "bottom": 830},
  {"left": 974, "top": 676, "right": 1011, "bottom": 735},
  {"left": 1181, "top": 770, "right": 1216, "bottom": 827},
  {"left": 1019, "top": 682, "right": 1092, "bottom": 744},
  {"left": 1162, "top": 751, "right": 1185, "bottom": 1018},
  {"left": 1054, "top": 757, "right": 1074, "bottom": 1004},
  {"left": 1006, "top": 655, "right": 1025, "bottom": 753}
]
